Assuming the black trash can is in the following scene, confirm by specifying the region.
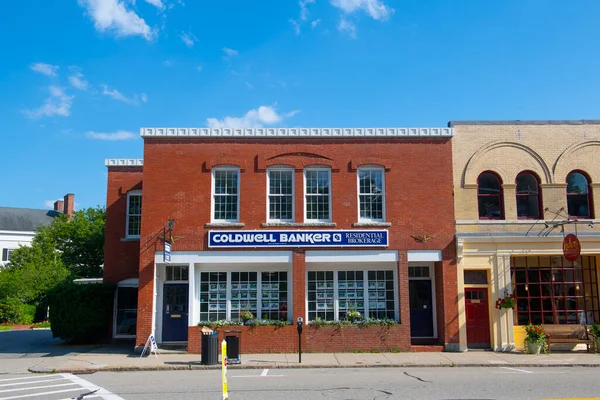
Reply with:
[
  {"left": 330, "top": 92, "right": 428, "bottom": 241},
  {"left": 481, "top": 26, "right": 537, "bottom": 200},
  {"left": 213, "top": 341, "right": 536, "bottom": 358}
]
[
  {"left": 201, "top": 332, "right": 219, "bottom": 365},
  {"left": 225, "top": 330, "right": 242, "bottom": 364}
]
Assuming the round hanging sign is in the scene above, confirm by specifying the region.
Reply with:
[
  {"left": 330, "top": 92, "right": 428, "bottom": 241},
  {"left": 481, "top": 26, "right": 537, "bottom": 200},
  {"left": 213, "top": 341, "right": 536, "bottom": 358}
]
[{"left": 563, "top": 234, "right": 581, "bottom": 262}]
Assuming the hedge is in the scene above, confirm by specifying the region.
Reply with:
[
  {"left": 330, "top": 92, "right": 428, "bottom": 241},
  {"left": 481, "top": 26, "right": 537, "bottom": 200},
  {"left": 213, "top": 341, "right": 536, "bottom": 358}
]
[
  {"left": 0, "top": 298, "right": 36, "bottom": 324},
  {"left": 48, "top": 282, "right": 115, "bottom": 343}
]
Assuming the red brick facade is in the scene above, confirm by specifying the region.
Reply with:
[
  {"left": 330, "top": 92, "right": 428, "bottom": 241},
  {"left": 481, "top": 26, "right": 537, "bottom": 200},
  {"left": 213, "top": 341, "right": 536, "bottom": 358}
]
[{"left": 104, "top": 134, "right": 459, "bottom": 352}]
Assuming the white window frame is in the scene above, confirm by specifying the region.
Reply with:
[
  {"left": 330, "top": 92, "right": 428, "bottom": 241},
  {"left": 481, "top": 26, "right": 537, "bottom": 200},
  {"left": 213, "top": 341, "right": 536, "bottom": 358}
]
[
  {"left": 2, "top": 248, "right": 14, "bottom": 262},
  {"left": 211, "top": 166, "right": 241, "bottom": 223},
  {"left": 305, "top": 264, "right": 399, "bottom": 322},
  {"left": 357, "top": 166, "right": 386, "bottom": 222},
  {"left": 197, "top": 267, "right": 293, "bottom": 323},
  {"left": 303, "top": 167, "right": 332, "bottom": 223},
  {"left": 126, "top": 190, "right": 142, "bottom": 239},
  {"left": 267, "top": 167, "right": 295, "bottom": 223}
]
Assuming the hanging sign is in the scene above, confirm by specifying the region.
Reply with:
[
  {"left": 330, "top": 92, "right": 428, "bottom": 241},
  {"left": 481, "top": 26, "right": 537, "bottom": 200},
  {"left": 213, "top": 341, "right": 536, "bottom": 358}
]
[
  {"left": 208, "top": 230, "right": 388, "bottom": 248},
  {"left": 563, "top": 234, "right": 581, "bottom": 262},
  {"left": 164, "top": 242, "right": 172, "bottom": 263}
]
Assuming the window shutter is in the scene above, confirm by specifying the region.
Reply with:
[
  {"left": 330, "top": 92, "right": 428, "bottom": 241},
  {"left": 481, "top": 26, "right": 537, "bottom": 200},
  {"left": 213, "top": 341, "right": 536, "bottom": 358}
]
[{"left": 2, "top": 249, "right": 7, "bottom": 261}]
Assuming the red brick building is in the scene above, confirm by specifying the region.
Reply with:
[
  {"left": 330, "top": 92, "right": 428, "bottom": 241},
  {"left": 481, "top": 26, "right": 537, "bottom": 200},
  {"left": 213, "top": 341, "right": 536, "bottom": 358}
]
[{"left": 104, "top": 127, "right": 460, "bottom": 353}]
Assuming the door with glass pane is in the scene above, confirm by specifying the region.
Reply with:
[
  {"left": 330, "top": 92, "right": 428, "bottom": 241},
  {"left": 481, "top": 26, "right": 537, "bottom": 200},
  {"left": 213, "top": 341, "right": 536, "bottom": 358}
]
[
  {"left": 162, "top": 284, "right": 189, "bottom": 342},
  {"left": 465, "top": 288, "right": 490, "bottom": 348}
]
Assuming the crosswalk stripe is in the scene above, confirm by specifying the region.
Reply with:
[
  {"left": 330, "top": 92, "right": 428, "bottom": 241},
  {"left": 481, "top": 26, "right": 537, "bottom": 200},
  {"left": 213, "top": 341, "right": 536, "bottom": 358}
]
[
  {"left": 60, "top": 374, "right": 126, "bottom": 400},
  {"left": 0, "top": 377, "right": 54, "bottom": 383},
  {"left": 0, "top": 387, "right": 84, "bottom": 400},
  {"left": 0, "top": 382, "right": 77, "bottom": 394},
  {"left": 0, "top": 378, "right": 65, "bottom": 388}
]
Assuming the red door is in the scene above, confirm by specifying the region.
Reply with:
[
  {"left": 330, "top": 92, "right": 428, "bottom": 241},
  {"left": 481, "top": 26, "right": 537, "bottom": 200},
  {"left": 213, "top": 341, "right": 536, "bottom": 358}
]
[{"left": 465, "top": 288, "right": 490, "bottom": 348}]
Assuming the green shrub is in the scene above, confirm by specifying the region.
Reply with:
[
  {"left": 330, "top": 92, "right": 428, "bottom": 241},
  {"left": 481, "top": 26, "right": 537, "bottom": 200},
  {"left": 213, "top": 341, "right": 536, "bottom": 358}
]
[
  {"left": 48, "top": 282, "right": 115, "bottom": 343},
  {"left": 0, "top": 298, "right": 36, "bottom": 324}
]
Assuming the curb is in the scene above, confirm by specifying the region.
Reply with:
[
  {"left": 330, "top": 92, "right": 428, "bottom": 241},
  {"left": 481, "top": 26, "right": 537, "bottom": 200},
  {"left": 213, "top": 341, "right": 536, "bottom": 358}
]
[{"left": 28, "top": 363, "right": 600, "bottom": 374}]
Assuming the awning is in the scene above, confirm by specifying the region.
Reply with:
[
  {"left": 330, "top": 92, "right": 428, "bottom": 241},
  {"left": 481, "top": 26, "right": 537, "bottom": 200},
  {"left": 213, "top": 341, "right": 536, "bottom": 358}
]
[{"left": 117, "top": 278, "right": 139, "bottom": 287}]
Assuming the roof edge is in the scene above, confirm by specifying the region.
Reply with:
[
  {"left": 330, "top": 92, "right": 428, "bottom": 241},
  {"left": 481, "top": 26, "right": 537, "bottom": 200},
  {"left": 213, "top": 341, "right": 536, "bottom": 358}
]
[
  {"left": 140, "top": 127, "right": 454, "bottom": 139},
  {"left": 448, "top": 119, "right": 600, "bottom": 127},
  {"left": 105, "top": 159, "right": 143, "bottom": 167}
]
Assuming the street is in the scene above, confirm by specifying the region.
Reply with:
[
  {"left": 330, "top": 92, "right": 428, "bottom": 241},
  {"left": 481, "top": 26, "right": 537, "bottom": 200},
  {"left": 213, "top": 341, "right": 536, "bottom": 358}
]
[{"left": 2, "top": 367, "right": 599, "bottom": 400}]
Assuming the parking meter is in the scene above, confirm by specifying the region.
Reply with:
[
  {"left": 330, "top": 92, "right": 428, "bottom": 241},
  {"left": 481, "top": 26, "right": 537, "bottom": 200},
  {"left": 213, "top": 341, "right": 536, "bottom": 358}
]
[{"left": 297, "top": 317, "right": 303, "bottom": 363}]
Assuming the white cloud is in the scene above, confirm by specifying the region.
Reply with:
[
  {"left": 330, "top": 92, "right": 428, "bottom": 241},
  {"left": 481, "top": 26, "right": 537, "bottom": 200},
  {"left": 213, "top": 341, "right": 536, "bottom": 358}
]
[
  {"left": 330, "top": 0, "right": 393, "bottom": 21},
  {"left": 222, "top": 47, "right": 238, "bottom": 58},
  {"left": 311, "top": 19, "right": 321, "bottom": 28},
  {"left": 285, "top": 110, "right": 301, "bottom": 118},
  {"left": 85, "top": 130, "right": 138, "bottom": 140},
  {"left": 289, "top": 19, "right": 300, "bottom": 35},
  {"left": 163, "top": 60, "right": 173, "bottom": 67},
  {"left": 197, "top": 65, "right": 203, "bottom": 72},
  {"left": 245, "top": 82, "right": 254, "bottom": 89},
  {"left": 24, "top": 86, "right": 73, "bottom": 119},
  {"left": 77, "top": 0, "right": 156, "bottom": 40},
  {"left": 299, "top": 0, "right": 315, "bottom": 20},
  {"left": 44, "top": 200, "right": 57, "bottom": 209},
  {"left": 206, "top": 105, "right": 299, "bottom": 129},
  {"left": 338, "top": 18, "right": 356, "bottom": 38},
  {"left": 68, "top": 72, "right": 89, "bottom": 90},
  {"left": 143, "top": 0, "right": 165, "bottom": 9},
  {"left": 30, "top": 63, "right": 59, "bottom": 77},
  {"left": 101, "top": 84, "right": 146, "bottom": 105},
  {"left": 180, "top": 31, "right": 197, "bottom": 47}
]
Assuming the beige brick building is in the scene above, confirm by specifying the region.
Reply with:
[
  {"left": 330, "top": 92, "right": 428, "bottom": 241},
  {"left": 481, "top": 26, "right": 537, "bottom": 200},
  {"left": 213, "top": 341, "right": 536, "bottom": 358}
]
[{"left": 452, "top": 120, "right": 600, "bottom": 351}]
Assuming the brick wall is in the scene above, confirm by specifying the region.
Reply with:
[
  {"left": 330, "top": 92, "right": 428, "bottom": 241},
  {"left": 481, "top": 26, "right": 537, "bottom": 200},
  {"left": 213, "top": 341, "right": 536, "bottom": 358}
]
[
  {"left": 127, "top": 137, "right": 457, "bottom": 347},
  {"left": 189, "top": 324, "right": 410, "bottom": 354},
  {"left": 103, "top": 166, "right": 143, "bottom": 285}
]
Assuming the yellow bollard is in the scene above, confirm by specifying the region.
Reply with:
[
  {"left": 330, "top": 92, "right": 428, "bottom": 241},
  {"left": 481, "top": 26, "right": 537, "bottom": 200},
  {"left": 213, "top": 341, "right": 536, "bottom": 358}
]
[{"left": 222, "top": 339, "right": 228, "bottom": 400}]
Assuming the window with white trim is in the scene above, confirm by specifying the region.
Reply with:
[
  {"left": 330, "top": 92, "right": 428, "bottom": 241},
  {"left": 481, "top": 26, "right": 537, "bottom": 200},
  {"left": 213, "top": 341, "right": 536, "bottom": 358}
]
[
  {"left": 358, "top": 167, "right": 385, "bottom": 221},
  {"left": 212, "top": 167, "right": 240, "bottom": 222},
  {"left": 2, "top": 248, "right": 14, "bottom": 262},
  {"left": 199, "top": 271, "right": 289, "bottom": 322},
  {"left": 267, "top": 168, "right": 294, "bottom": 222},
  {"left": 126, "top": 191, "right": 142, "bottom": 238},
  {"left": 307, "top": 270, "right": 396, "bottom": 322},
  {"left": 304, "top": 167, "right": 331, "bottom": 222}
]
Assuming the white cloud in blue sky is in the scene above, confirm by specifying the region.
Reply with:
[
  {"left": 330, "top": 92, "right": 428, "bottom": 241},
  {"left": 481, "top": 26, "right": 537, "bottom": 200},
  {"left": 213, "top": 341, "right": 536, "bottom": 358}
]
[
  {"left": 206, "top": 106, "right": 299, "bottom": 129},
  {"left": 78, "top": 0, "right": 156, "bottom": 40},
  {"left": 85, "top": 130, "right": 138, "bottom": 140},
  {"left": 30, "top": 63, "right": 59, "bottom": 77},
  {"left": 24, "top": 86, "right": 73, "bottom": 119}
]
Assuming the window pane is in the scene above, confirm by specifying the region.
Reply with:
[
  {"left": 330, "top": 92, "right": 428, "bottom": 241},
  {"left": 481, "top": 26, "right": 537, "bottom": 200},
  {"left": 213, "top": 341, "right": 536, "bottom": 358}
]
[
  {"left": 464, "top": 270, "right": 488, "bottom": 284},
  {"left": 268, "top": 170, "right": 293, "bottom": 221},
  {"left": 307, "top": 270, "right": 334, "bottom": 321},
  {"left": 259, "top": 271, "right": 288, "bottom": 321},
  {"left": 516, "top": 174, "right": 538, "bottom": 195},
  {"left": 199, "top": 272, "right": 227, "bottom": 322},
  {"left": 478, "top": 196, "right": 501, "bottom": 219},
  {"left": 478, "top": 173, "right": 501, "bottom": 193}
]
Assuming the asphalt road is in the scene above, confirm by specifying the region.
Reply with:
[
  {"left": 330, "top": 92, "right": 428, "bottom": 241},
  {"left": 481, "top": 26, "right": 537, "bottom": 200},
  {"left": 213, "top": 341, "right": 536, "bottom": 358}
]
[{"left": 65, "top": 367, "right": 600, "bottom": 400}]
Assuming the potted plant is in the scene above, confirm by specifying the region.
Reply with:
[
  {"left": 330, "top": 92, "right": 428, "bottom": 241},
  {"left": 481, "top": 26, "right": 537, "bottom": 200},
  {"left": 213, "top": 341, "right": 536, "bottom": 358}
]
[
  {"left": 495, "top": 290, "right": 516, "bottom": 310},
  {"left": 345, "top": 307, "right": 362, "bottom": 323},
  {"left": 588, "top": 323, "right": 600, "bottom": 352},
  {"left": 524, "top": 323, "right": 549, "bottom": 354},
  {"left": 239, "top": 309, "right": 254, "bottom": 325}
]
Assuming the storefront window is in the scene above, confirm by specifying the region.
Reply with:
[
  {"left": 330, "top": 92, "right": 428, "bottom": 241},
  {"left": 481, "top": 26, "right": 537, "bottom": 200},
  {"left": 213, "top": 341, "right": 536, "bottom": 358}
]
[
  {"left": 307, "top": 270, "right": 395, "bottom": 322},
  {"left": 199, "top": 271, "right": 288, "bottom": 322},
  {"left": 511, "top": 256, "right": 600, "bottom": 325}
]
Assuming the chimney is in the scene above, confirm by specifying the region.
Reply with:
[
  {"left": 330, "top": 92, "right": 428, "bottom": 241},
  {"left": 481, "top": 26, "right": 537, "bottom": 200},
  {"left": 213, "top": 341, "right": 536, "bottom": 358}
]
[
  {"left": 63, "top": 193, "right": 74, "bottom": 220},
  {"left": 53, "top": 200, "right": 64, "bottom": 212}
]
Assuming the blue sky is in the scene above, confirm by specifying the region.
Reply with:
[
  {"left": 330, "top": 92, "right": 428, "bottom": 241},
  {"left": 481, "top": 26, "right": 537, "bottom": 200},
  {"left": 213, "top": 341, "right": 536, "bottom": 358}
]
[{"left": 2, "top": 0, "right": 600, "bottom": 210}]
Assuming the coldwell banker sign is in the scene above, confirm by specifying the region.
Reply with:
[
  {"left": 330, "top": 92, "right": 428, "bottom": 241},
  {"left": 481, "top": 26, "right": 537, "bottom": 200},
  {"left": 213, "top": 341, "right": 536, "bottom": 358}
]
[{"left": 208, "top": 230, "right": 388, "bottom": 248}]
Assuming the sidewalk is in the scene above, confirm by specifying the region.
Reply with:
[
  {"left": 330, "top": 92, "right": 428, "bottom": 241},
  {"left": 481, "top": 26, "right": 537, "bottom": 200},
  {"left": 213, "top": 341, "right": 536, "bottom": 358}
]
[{"left": 25, "top": 349, "right": 600, "bottom": 374}]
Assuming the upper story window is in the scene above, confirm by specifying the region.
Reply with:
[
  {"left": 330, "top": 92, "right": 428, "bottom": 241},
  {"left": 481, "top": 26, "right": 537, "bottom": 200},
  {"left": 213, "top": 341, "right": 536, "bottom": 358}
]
[
  {"left": 516, "top": 171, "right": 541, "bottom": 219},
  {"left": 126, "top": 190, "right": 142, "bottom": 238},
  {"left": 567, "top": 171, "right": 593, "bottom": 219},
  {"left": 267, "top": 168, "right": 294, "bottom": 222},
  {"left": 2, "top": 248, "right": 14, "bottom": 262},
  {"left": 358, "top": 167, "right": 385, "bottom": 222},
  {"left": 477, "top": 172, "right": 504, "bottom": 220},
  {"left": 304, "top": 167, "right": 331, "bottom": 222},
  {"left": 212, "top": 167, "right": 240, "bottom": 222}
]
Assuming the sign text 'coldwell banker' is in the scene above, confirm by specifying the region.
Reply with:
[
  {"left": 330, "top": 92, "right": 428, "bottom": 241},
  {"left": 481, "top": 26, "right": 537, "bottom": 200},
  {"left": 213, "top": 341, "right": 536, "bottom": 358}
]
[{"left": 208, "top": 230, "right": 388, "bottom": 248}]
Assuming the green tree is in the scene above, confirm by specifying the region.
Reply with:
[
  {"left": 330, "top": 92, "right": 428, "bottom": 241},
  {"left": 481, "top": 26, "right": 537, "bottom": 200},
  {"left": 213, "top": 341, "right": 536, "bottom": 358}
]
[
  {"left": 46, "top": 207, "right": 105, "bottom": 278},
  {"left": 0, "top": 229, "right": 69, "bottom": 304}
]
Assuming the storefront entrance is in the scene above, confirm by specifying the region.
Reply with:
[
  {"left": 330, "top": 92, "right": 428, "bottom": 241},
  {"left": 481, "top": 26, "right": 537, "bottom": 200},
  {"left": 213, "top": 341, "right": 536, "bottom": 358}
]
[
  {"left": 409, "top": 266, "right": 435, "bottom": 338},
  {"left": 465, "top": 288, "right": 490, "bottom": 348},
  {"left": 162, "top": 283, "right": 189, "bottom": 342}
]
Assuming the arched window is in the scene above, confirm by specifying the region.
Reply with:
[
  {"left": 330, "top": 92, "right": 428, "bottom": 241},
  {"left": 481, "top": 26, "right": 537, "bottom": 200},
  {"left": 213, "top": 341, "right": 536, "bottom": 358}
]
[
  {"left": 566, "top": 171, "right": 593, "bottom": 219},
  {"left": 516, "top": 172, "right": 541, "bottom": 219},
  {"left": 478, "top": 172, "right": 504, "bottom": 220}
]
